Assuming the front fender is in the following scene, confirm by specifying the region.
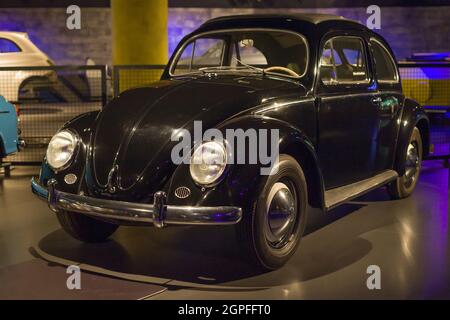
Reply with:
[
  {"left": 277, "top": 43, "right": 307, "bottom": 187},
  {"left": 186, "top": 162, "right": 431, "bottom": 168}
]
[
  {"left": 166, "top": 115, "right": 325, "bottom": 214},
  {"left": 38, "top": 111, "right": 100, "bottom": 194},
  {"left": 394, "top": 98, "right": 430, "bottom": 175}
]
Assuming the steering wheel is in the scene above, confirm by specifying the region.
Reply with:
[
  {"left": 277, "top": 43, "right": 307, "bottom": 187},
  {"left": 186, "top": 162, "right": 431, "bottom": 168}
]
[{"left": 264, "top": 66, "right": 300, "bottom": 77}]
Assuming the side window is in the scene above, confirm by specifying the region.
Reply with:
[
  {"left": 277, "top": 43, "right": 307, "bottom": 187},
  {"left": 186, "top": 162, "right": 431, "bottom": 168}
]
[
  {"left": 370, "top": 40, "right": 398, "bottom": 82},
  {"left": 192, "top": 38, "right": 225, "bottom": 66},
  {"left": 173, "top": 38, "right": 225, "bottom": 74},
  {"left": 343, "top": 48, "right": 364, "bottom": 66},
  {"left": 320, "top": 36, "right": 369, "bottom": 85},
  {"left": 320, "top": 47, "right": 342, "bottom": 66},
  {"left": 319, "top": 41, "right": 339, "bottom": 84},
  {"left": 174, "top": 43, "right": 194, "bottom": 74},
  {"left": 0, "top": 38, "right": 21, "bottom": 53}
]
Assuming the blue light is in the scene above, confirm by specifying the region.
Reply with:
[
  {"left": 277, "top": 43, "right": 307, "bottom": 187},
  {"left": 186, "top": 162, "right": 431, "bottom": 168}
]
[
  {"left": 411, "top": 52, "right": 450, "bottom": 61},
  {"left": 420, "top": 68, "right": 450, "bottom": 80},
  {"left": 0, "top": 21, "right": 23, "bottom": 32}
]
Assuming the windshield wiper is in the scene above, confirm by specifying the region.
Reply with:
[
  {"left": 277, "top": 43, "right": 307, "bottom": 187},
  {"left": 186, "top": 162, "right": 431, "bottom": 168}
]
[
  {"left": 231, "top": 57, "right": 266, "bottom": 75},
  {"left": 198, "top": 66, "right": 236, "bottom": 72},
  {"left": 198, "top": 65, "right": 262, "bottom": 74}
]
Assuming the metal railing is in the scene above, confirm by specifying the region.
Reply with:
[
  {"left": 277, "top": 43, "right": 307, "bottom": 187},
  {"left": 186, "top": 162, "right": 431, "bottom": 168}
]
[{"left": 1, "top": 65, "right": 107, "bottom": 164}]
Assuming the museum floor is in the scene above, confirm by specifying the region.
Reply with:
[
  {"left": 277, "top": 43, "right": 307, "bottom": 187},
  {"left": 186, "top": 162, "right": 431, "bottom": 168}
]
[{"left": 0, "top": 162, "right": 449, "bottom": 299}]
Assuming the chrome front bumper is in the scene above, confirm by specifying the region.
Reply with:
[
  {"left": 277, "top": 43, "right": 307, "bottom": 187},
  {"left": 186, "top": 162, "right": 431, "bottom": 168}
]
[{"left": 31, "top": 177, "right": 242, "bottom": 228}]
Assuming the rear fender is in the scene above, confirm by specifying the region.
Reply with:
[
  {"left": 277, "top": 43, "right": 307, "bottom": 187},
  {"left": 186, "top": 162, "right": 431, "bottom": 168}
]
[{"left": 394, "top": 98, "right": 429, "bottom": 175}]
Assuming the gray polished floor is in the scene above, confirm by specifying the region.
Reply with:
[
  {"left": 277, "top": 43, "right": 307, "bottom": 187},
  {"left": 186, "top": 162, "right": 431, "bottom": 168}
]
[{"left": 0, "top": 163, "right": 449, "bottom": 299}]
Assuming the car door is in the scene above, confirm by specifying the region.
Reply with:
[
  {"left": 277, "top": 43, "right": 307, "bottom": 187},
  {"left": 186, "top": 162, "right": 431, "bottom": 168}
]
[
  {"left": 316, "top": 34, "right": 379, "bottom": 189},
  {"left": 368, "top": 38, "right": 404, "bottom": 174}
]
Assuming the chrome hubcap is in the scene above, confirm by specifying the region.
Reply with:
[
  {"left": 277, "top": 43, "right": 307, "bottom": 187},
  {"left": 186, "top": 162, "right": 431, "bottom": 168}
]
[
  {"left": 264, "top": 181, "right": 297, "bottom": 249},
  {"left": 404, "top": 141, "right": 420, "bottom": 188}
]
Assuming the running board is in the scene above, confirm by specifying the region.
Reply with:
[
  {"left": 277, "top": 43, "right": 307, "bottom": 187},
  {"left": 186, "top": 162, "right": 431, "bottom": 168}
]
[{"left": 324, "top": 170, "right": 398, "bottom": 211}]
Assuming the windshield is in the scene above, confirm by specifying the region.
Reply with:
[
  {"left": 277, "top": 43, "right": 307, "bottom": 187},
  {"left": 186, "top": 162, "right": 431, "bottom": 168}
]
[{"left": 170, "top": 30, "right": 308, "bottom": 78}]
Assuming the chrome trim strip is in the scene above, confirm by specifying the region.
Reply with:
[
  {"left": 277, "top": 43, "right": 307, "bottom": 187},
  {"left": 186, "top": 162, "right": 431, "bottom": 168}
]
[
  {"left": 320, "top": 92, "right": 380, "bottom": 101},
  {"left": 31, "top": 177, "right": 242, "bottom": 227},
  {"left": 254, "top": 98, "right": 315, "bottom": 114},
  {"left": 169, "top": 28, "right": 310, "bottom": 79}
]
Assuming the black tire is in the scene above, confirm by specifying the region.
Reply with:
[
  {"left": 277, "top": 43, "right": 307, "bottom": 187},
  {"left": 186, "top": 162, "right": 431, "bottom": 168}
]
[
  {"left": 236, "top": 154, "right": 308, "bottom": 270},
  {"left": 388, "top": 127, "right": 423, "bottom": 199},
  {"left": 56, "top": 210, "right": 118, "bottom": 243}
]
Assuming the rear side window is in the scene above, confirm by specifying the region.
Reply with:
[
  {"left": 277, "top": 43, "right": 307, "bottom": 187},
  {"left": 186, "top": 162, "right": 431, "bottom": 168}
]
[
  {"left": 0, "top": 38, "right": 21, "bottom": 53},
  {"left": 319, "top": 36, "right": 369, "bottom": 85},
  {"left": 370, "top": 39, "right": 398, "bottom": 82}
]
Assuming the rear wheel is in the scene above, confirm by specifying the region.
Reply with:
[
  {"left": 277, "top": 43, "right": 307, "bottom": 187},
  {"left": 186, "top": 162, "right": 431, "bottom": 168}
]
[
  {"left": 56, "top": 210, "right": 118, "bottom": 243},
  {"left": 236, "top": 154, "right": 307, "bottom": 270},
  {"left": 388, "top": 127, "right": 422, "bottom": 199}
]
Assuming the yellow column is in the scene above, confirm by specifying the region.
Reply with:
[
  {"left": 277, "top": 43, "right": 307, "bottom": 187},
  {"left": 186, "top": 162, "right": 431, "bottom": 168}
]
[{"left": 111, "top": 0, "right": 168, "bottom": 65}]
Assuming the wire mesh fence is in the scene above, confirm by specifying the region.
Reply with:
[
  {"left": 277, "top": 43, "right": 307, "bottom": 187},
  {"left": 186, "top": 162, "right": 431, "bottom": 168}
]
[
  {"left": 1, "top": 63, "right": 449, "bottom": 165},
  {"left": 399, "top": 62, "right": 450, "bottom": 160},
  {"left": 1, "top": 65, "right": 107, "bottom": 164}
]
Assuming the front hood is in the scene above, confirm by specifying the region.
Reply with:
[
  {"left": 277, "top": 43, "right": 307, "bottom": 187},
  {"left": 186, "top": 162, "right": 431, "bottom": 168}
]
[{"left": 91, "top": 74, "right": 304, "bottom": 195}]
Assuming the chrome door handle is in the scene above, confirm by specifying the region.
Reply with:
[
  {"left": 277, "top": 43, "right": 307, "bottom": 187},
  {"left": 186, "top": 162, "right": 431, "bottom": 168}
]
[{"left": 371, "top": 97, "right": 382, "bottom": 105}]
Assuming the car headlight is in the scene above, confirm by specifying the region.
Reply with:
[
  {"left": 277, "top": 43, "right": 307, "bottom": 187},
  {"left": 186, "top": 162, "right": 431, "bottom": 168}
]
[
  {"left": 190, "top": 141, "right": 227, "bottom": 186},
  {"left": 46, "top": 130, "right": 78, "bottom": 171}
]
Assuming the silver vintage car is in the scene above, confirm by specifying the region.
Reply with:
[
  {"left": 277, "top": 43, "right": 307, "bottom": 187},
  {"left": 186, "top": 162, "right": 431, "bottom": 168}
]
[{"left": 0, "top": 31, "right": 56, "bottom": 103}]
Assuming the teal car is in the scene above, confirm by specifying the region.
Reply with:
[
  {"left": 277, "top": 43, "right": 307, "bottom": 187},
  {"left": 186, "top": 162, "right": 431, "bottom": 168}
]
[{"left": 0, "top": 95, "right": 22, "bottom": 159}]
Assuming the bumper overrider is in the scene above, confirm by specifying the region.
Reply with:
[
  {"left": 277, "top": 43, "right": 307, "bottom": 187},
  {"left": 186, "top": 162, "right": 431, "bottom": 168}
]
[{"left": 31, "top": 177, "right": 242, "bottom": 228}]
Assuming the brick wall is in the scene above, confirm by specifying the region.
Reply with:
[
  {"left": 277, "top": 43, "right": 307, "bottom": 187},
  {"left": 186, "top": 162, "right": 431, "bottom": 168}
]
[
  {"left": 0, "top": 6, "right": 448, "bottom": 65},
  {"left": 169, "top": 7, "right": 450, "bottom": 62},
  {"left": 0, "top": 8, "right": 111, "bottom": 65}
]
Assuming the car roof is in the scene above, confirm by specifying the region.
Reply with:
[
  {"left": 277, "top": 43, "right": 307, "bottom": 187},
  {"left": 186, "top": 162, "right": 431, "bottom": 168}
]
[
  {"left": 202, "top": 13, "right": 351, "bottom": 26},
  {"left": 0, "top": 31, "right": 29, "bottom": 38},
  {"left": 0, "top": 31, "right": 48, "bottom": 55},
  {"left": 195, "top": 13, "right": 369, "bottom": 39}
]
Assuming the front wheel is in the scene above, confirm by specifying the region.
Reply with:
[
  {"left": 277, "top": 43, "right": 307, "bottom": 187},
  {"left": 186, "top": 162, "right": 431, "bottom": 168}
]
[
  {"left": 56, "top": 210, "right": 118, "bottom": 243},
  {"left": 236, "top": 154, "right": 307, "bottom": 270},
  {"left": 388, "top": 127, "right": 423, "bottom": 199}
]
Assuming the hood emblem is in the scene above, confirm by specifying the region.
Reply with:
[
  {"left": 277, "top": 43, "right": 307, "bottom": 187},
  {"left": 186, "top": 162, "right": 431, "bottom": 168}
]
[{"left": 107, "top": 165, "right": 119, "bottom": 193}]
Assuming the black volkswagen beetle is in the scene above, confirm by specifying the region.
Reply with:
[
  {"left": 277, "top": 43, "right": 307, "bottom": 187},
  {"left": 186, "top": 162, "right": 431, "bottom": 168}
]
[{"left": 32, "top": 14, "right": 430, "bottom": 270}]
